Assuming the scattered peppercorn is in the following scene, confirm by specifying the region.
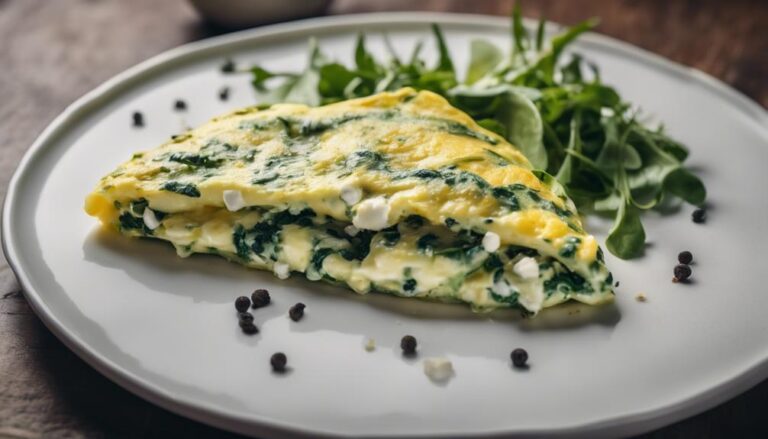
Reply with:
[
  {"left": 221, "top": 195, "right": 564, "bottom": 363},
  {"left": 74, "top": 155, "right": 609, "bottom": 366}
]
[
  {"left": 289, "top": 303, "right": 306, "bottom": 321},
  {"left": 173, "top": 99, "right": 187, "bottom": 111},
  {"left": 238, "top": 312, "right": 254, "bottom": 324},
  {"left": 673, "top": 264, "right": 692, "bottom": 282},
  {"left": 132, "top": 111, "right": 144, "bottom": 127},
  {"left": 270, "top": 352, "right": 287, "bottom": 372},
  {"left": 400, "top": 335, "right": 417, "bottom": 355},
  {"left": 614, "top": 281, "right": 620, "bottom": 288},
  {"left": 221, "top": 58, "right": 236, "bottom": 73},
  {"left": 239, "top": 320, "right": 258, "bottom": 334},
  {"left": 511, "top": 348, "right": 528, "bottom": 368},
  {"left": 251, "top": 289, "right": 271, "bottom": 308},
  {"left": 235, "top": 296, "right": 250, "bottom": 312},
  {"left": 218, "top": 86, "right": 230, "bottom": 101},
  {"left": 692, "top": 208, "right": 706, "bottom": 224},
  {"left": 678, "top": 251, "right": 693, "bottom": 265}
]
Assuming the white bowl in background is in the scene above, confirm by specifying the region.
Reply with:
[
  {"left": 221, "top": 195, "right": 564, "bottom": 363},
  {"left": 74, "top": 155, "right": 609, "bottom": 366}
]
[{"left": 188, "top": 0, "right": 332, "bottom": 28}]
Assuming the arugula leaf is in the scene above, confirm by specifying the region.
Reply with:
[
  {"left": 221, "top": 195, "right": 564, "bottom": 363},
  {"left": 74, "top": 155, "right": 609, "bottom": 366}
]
[
  {"left": 450, "top": 85, "right": 546, "bottom": 169},
  {"left": 663, "top": 167, "right": 706, "bottom": 206},
  {"left": 606, "top": 201, "right": 646, "bottom": 259},
  {"left": 466, "top": 39, "right": 503, "bottom": 85},
  {"left": 431, "top": 24, "right": 454, "bottom": 73},
  {"left": 355, "top": 33, "right": 380, "bottom": 73},
  {"left": 495, "top": 88, "right": 547, "bottom": 169}
]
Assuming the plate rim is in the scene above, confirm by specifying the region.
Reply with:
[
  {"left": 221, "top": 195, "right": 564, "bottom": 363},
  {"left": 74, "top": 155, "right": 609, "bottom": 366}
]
[{"left": 3, "top": 12, "right": 768, "bottom": 438}]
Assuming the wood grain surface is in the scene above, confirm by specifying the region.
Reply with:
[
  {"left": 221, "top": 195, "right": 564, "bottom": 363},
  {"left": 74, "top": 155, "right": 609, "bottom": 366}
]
[{"left": 1, "top": 0, "right": 766, "bottom": 437}]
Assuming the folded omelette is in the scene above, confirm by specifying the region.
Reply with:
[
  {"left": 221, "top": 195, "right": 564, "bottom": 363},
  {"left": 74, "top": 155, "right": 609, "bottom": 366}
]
[{"left": 85, "top": 88, "right": 614, "bottom": 314}]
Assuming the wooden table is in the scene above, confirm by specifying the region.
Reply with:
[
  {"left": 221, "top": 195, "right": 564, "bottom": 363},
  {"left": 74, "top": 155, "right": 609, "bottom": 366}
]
[{"left": 1, "top": 0, "right": 766, "bottom": 437}]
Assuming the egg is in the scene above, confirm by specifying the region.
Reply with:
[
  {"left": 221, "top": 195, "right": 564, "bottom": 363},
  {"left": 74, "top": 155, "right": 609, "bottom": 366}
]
[{"left": 84, "top": 88, "right": 613, "bottom": 314}]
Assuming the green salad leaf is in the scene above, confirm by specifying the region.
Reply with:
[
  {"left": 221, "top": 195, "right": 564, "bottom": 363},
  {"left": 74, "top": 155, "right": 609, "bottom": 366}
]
[{"left": 231, "top": 7, "right": 706, "bottom": 259}]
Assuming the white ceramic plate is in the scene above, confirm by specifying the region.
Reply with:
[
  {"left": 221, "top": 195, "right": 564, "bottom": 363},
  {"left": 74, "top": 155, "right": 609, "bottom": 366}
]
[{"left": 3, "top": 13, "right": 768, "bottom": 438}]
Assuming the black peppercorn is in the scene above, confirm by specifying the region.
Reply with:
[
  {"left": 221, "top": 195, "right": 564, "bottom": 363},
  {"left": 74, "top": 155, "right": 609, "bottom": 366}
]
[
  {"left": 511, "top": 348, "right": 528, "bottom": 368},
  {"left": 251, "top": 289, "right": 271, "bottom": 308},
  {"left": 270, "top": 352, "right": 287, "bottom": 372},
  {"left": 289, "top": 303, "right": 306, "bottom": 321},
  {"left": 400, "top": 335, "right": 417, "bottom": 355},
  {"left": 239, "top": 320, "right": 258, "bottom": 334},
  {"left": 218, "top": 86, "right": 230, "bottom": 101},
  {"left": 132, "top": 111, "right": 144, "bottom": 127},
  {"left": 673, "top": 264, "right": 692, "bottom": 282},
  {"left": 692, "top": 208, "right": 706, "bottom": 224},
  {"left": 238, "top": 312, "right": 254, "bottom": 324},
  {"left": 221, "top": 58, "right": 236, "bottom": 73},
  {"left": 678, "top": 251, "right": 693, "bottom": 265},
  {"left": 234, "top": 296, "right": 250, "bottom": 312},
  {"left": 173, "top": 99, "right": 187, "bottom": 111}
]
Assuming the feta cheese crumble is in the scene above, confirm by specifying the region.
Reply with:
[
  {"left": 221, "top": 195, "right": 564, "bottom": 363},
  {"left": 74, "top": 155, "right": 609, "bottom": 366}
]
[
  {"left": 352, "top": 197, "right": 391, "bottom": 231},
  {"left": 482, "top": 231, "right": 500, "bottom": 252},
  {"left": 142, "top": 208, "right": 160, "bottom": 230},
  {"left": 223, "top": 190, "right": 245, "bottom": 212},
  {"left": 423, "top": 357, "right": 454, "bottom": 383},
  {"left": 513, "top": 256, "right": 539, "bottom": 280},
  {"left": 340, "top": 183, "right": 363, "bottom": 205},
  {"left": 273, "top": 262, "right": 290, "bottom": 280},
  {"left": 492, "top": 278, "right": 514, "bottom": 297}
]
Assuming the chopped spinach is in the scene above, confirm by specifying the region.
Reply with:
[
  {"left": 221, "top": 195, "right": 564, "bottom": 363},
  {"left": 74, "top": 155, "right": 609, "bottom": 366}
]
[
  {"left": 130, "top": 199, "right": 148, "bottom": 215},
  {"left": 118, "top": 212, "right": 147, "bottom": 233},
  {"left": 161, "top": 181, "right": 201, "bottom": 198},
  {"left": 233, "top": 224, "right": 251, "bottom": 260},
  {"left": 310, "top": 247, "right": 334, "bottom": 273},
  {"left": 380, "top": 227, "right": 401, "bottom": 246},
  {"left": 544, "top": 270, "right": 594, "bottom": 297},
  {"left": 491, "top": 186, "right": 521, "bottom": 210},
  {"left": 559, "top": 236, "right": 581, "bottom": 258},
  {"left": 416, "top": 233, "right": 438, "bottom": 252},
  {"left": 168, "top": 152, "right": 222, "bottom": 168}
]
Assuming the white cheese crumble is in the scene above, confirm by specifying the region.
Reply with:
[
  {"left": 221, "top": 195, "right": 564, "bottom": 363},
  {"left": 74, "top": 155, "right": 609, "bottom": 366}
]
[
  {"left": 482, "top": 231, "right": 500, "bottom": 253},
  {"left": 352, "top": 197, "right": 391, "bottom": 231},
  {"left": 492, "top": 278, "right": 514, "bottom": 297},
  {"left": 518, "top": 285, "right": 545, "bottom": 314},
  {"left": 513, "top": 256, "right": 540, "bottom": 280},
  {"left": 364, "top": 338, "right": 376, "bottom": 352},
  {"left": 423, "top": 357, "right": 454, "bottom": 383},
  {"left": 340, "top": 183, "right": 363, "bottom": 205},
  {"left": 222, "top": 190, "right": 245, "bottom": 212},
  {"left": 273, "top": 262, "right": 290, "bottom": 280},
  {"left": 142, "top": 208, "right": 160, "bottom": 230},
  {"left": 344, "top": 225, "right": 359, "bottom": 237}
]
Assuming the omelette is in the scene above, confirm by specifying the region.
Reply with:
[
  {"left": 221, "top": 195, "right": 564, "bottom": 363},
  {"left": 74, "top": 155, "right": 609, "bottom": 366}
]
[{"left": 85, "top": 88, "right": 614, "bottom": 314}]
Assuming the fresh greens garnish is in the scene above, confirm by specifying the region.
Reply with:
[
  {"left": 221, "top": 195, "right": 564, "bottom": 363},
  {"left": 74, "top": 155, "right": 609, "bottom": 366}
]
[{"left": 234, "top": 5, "right": 705, "bottom": 259}]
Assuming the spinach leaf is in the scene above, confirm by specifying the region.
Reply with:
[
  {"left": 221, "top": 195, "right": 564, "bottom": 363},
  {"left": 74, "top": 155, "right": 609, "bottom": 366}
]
[{"left": 606, "top": 201, "right": 646, "bottom": 259}]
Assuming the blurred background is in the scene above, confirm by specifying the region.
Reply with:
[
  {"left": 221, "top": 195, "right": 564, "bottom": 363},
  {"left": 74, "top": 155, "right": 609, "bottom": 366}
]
[{"left": 1, "top": 0, "right": 766, "bottom": 438}]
